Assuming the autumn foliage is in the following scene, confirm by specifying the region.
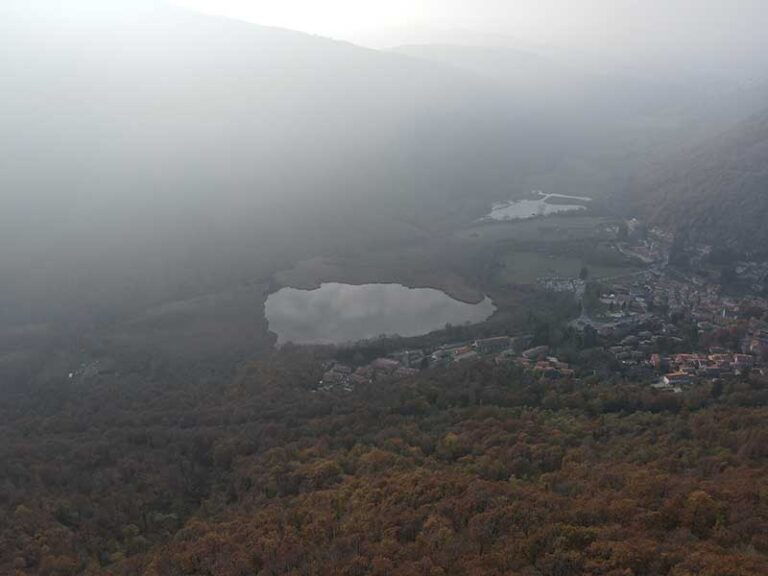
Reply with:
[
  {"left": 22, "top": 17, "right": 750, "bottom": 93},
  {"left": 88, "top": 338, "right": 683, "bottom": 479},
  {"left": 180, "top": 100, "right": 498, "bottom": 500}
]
[{"left": 2, "top": 351, "right": 768, "bottom": 575}]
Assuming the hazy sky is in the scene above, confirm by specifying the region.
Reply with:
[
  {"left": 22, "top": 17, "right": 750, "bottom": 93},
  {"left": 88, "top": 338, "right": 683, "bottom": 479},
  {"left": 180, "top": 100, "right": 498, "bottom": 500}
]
[
  {"left": 2, "top": 0, "right": 766, "bottom": 329},
  {"left": 173, "top": 0, "right": 768, "bottom": 53},
  {"left": 6, "top": 0, "right": 767, "bottom": 68}
]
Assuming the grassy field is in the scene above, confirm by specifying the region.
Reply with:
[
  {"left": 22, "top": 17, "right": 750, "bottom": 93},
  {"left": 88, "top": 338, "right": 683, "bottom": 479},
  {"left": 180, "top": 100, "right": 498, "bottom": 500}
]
[
  {"left": 274, "top": 247, "right": 487, "bottom": 305},
  {"left": 275, "top": 214, "right": 639, "bottom": 303},
  {"left": 495, "top": 250, "right": 639, "bottom": 285},
  {"left": 456, "top": 215, "right": 614, "bottom": 244}
]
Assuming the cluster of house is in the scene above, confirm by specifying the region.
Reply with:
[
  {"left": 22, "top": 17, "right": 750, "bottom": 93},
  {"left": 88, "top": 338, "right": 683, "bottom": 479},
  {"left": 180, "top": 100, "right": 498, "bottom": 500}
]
[
  {"left": 430, "top": 336, "right": 516, "bottom": 365},
  {"left": 318, "top": 236, "right": 768, "bottom": 394},
  {"left": 319, "top": 358, "right": 421, "bottom": 392},
  {"left": 318, "top": 335, "right": 578, "bottom": 392},
  {"left": 596, "top": 268, "right": 768, "bottom": 335},
  {"left": 504, "top": 345, "right": 576, "bottom": 378},
  {"left": 651, "top": 351, "right": 764, "bottom": 393},
  {"left": 600, "top": 269, "right": 766, "bottom": 330},
  {"left": 591, "top": 272, "right": 768, "bottom": 392},
  {"left": 606, "top": 326, "right": 676, "bottom": 365},
  {"left": 595, "top": 270, "right": 717, "bottom": 321}
]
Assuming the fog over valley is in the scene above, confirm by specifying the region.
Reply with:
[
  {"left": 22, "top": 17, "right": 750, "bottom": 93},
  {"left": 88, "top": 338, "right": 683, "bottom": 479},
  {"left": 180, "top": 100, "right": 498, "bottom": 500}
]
[
  {"left": 3, "top": 1, "right": 765, "bottom": 330},
  {"left": 2, "top": 2, "right": 768, "bottom": 574}
]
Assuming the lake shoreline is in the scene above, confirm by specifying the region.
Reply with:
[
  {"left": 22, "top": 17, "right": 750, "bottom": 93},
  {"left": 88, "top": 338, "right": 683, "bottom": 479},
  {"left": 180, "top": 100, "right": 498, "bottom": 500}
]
[
  {"left": 265, "top": 282, "right": 496, "bottom": 346},
  {"left": 272, "top": 256, "right": 487, "bottom": 306}
]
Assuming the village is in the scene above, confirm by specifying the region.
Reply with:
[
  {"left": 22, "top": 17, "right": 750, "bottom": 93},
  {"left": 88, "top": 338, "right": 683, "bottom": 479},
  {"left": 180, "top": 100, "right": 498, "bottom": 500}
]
[
  {"left": 319, "top": 220, "right": 768, "bottom": 395},
  {"left": 590, "top": 269, "right": 768, "bottom": 392},
  {"left": 318, "top": 335, "right": 565, "bottom": 392},
  {"left": 570, "top": 222, "right": 768, "bottom": 392}
]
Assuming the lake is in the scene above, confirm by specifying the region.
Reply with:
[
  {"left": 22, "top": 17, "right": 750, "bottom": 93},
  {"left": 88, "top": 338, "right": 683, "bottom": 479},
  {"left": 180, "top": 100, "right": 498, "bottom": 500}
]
[
  {"left": 485, "top": 191, "right": 591, "bottom": 221},
  {"left": 265, "top": 283, "right": 496, "bottom": 345}
]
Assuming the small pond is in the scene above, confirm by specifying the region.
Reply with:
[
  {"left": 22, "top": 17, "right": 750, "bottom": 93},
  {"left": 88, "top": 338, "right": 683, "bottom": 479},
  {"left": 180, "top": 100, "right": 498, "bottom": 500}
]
[
  {"left": 485, "top": 191, "right": 591, "bottom": 221},
  {"left": 265, "top": 282, "right": 495, "bottom": 345}
]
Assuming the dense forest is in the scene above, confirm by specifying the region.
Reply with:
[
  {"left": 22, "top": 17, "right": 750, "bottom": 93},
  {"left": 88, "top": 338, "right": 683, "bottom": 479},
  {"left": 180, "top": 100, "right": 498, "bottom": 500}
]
[
  {"left": 4, "top": 3, "right": 768, "bottom": 576},
  {"left": 632, "top": 108, "right": 768, "bottom": 259},
  {"left": 3, "top": 348, "right": 768, "bottom": 575}
]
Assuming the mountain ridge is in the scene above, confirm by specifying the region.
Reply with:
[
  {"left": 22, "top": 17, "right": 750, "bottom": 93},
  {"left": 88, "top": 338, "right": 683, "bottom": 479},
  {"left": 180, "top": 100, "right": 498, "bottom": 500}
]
[
  {"left": 632, "top": 107, "right": 768, "bottom": 258},
  {"left": 0, "top": 3, "right": 522, "bottom": 328}
]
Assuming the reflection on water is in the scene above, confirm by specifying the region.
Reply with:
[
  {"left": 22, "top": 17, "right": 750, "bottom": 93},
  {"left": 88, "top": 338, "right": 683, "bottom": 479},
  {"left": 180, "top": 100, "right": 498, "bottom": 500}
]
[
  {"left": 485, "top": 191, "right": 591, "bottom": 221},
  {"left": 265, "top": 283, "right": 495, "bottom": 345}
]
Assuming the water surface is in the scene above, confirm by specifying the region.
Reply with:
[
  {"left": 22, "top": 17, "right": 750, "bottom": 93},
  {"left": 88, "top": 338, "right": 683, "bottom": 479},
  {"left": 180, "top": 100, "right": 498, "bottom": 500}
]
[
  {"left": 266, "top": 283, "right": 495, "bottom": 345},
  {"left": 485, "top": 191, "right": 591, "bottom": 221}
]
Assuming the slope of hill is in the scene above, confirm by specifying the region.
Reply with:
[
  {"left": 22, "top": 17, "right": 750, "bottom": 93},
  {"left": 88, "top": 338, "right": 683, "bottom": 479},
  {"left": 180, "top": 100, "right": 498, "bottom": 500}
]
[
  {"left": 0, "top": 2, "right": 523, "bottom": 351},
  {"left": 393, "top": 43, "right": 746, "bottom": 201},
  {"left": 634, "top": 109, "right": 768, "bottom": 258},
  {"left": 2, "top": 349, "right": 768, "bottom": 575}
]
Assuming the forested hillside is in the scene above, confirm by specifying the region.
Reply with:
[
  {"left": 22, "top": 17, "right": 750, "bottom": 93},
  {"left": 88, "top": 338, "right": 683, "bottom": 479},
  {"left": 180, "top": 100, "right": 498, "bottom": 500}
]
[
  {"left": 3, "top": 4, "right": 768, "bottom": 575},
  {"left": 393, "top": 44, "right": 765, "bottom": 201},
  {"left": 3, "top": 349, "right": 768, "bottom": 575},
  {"left": 634, "top": 109, "right": 768, "bottom": 258},
  {"left": 0, "top": 2, "right": 519, "bottom": 330},
  {"left": 0, "top": 1, "right": 528, "bottom": 388}
]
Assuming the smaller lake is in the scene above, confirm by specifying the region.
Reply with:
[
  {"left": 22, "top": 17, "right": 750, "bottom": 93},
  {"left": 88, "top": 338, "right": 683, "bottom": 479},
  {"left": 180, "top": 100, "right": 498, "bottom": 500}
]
[
  {"left": 265, "top": 283, "right": 496, "bottom": 345},
  {"left": 485, "top": 191, "right": 591, "bottom": 222}
]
